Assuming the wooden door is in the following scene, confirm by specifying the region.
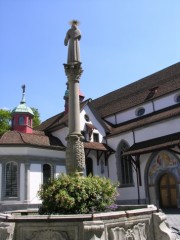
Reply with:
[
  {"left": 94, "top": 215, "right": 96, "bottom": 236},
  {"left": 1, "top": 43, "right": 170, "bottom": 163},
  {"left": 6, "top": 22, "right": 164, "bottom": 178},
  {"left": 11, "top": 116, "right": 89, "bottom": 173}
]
[{"left": 159, "top": 173, "right": 177, "bottom": 208}]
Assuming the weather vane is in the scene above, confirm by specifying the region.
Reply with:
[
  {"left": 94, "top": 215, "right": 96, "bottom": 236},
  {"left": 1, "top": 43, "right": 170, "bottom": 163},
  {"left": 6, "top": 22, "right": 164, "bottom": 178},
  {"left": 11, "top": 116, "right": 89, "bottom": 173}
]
[{"left": 22, "top": 84, "right": 26, "bottom": 93}]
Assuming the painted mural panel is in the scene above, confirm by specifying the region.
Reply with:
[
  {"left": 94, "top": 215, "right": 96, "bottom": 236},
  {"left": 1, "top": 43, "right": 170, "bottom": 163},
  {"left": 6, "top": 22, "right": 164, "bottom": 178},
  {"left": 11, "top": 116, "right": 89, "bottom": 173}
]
[{"left": 148, "top": 150, "right": 180, "bottom": 185}]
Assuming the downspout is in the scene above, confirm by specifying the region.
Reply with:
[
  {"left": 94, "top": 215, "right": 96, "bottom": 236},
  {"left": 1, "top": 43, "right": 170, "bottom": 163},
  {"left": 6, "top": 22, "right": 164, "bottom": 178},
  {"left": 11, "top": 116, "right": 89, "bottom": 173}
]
[
  {"left": 136, "top": 155, "right": 141, "bottom": 204},
  {"left": 152, "top": 100, "right": 155, "bottom": 112},
  {"left": 132, "top": 129, "right": 136, "bottom": 144},
  {"left": 115, "top": 114, "right": 117, "bottom": 125}
]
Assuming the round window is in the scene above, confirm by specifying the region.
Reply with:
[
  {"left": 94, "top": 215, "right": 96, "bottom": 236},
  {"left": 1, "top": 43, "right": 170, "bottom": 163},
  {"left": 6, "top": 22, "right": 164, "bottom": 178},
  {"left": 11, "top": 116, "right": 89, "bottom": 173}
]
[
  {"left": 84, "top": 114, "right": 90, "bottom": 121},
  {"left": 176, "top": 94, "right": 180, "bottom": 103},
  {"left": 136, "top": 107, "right": 145, "bottom": 116}
]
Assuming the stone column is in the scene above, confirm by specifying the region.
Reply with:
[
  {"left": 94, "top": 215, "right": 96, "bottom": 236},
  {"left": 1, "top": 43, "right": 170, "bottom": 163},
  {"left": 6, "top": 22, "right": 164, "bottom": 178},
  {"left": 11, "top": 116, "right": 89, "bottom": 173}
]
[
  {"left": 64, "top": 63, "right": 85, "bottom": 174},
  {"left": 24, "top": 162, "right": 30, "bottom": 203}
]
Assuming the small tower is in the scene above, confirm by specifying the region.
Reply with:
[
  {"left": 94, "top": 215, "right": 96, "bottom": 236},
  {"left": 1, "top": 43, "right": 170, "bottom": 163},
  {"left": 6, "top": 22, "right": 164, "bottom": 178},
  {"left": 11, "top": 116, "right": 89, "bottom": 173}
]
[{"left": 11, "top": 85, "right": 34, "bottom": 133}]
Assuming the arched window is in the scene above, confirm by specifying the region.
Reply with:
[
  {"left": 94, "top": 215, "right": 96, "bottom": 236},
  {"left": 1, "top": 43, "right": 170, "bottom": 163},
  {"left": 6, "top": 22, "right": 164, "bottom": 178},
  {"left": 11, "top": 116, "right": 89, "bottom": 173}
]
[
  {"left": 18, "top": 116, "right": 24, "bottom": 125},
  {"left": 85, "top": 158, "right": 93, "bottom": 176},
  {"left": 116, "top": 140, "right": 133, "bottom": 186},
  {"left": 28, "top": 118, "right": 31, "bottom": 126},
  {"left": 43, "top": 164, "right": 52, "bottom": 184},
  {"left": 5, "top": 162, "right": 18, "bottom": 197}
]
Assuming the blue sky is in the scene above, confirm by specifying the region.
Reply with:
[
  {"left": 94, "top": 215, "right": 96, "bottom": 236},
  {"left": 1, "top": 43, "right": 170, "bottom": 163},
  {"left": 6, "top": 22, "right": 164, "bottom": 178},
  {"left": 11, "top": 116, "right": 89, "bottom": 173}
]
[{"left": 0, "top": 0, "right": 180, "bottom": 121}]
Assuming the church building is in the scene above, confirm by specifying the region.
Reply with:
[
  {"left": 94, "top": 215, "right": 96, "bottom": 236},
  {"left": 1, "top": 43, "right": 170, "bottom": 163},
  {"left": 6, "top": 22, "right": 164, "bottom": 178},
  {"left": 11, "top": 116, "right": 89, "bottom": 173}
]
[{"left": 0, "top": 62, "right": 180, "bottom": 211}]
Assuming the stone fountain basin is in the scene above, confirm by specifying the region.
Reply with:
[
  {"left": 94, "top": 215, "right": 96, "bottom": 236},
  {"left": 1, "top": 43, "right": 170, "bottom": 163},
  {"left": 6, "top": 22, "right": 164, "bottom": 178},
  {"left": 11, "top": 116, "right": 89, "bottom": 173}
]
[{"left": 0, "top": 205, "right": 175, "bottom": 240}]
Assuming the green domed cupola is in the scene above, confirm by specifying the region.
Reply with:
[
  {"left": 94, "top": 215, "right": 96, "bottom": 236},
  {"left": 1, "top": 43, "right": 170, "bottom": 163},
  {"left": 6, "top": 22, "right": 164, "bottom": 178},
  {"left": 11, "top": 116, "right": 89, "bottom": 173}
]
[{"left": 12, "top": 85, "right": 34, "bottom": 133}]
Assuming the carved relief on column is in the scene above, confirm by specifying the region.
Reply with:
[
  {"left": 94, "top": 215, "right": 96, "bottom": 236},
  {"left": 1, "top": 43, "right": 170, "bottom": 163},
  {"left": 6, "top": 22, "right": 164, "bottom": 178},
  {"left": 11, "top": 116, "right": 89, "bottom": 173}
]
[
  {"left": 66, "top": 134, "right": 85, "bottom": 174},
  {"left": 109, "top": 223, "right": 147, "bottom": 240}
]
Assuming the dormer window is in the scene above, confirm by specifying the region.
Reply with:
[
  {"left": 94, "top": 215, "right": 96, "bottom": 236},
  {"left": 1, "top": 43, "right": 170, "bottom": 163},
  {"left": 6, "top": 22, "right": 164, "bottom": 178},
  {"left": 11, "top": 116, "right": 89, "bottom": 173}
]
[
  {"left": 145, "top": 87, "right": 158, "bottom": 100},
  {"left": 86, "top": 123, "right": 96, "bottom": 141},
  {"left": 18, "top": 116, "right": 24, "bottom": 125},
  {"left": 93, "top": 133, "right": 99, "bottom": 142}
]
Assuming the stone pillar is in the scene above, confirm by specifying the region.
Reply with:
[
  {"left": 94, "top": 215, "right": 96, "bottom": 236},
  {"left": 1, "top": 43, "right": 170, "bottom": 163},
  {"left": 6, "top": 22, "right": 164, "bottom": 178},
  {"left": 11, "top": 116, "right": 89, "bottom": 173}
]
[
  {"left": 64, "top": 63, "right": 85, "bottom": 174},
  {"left": 20, "top": 163, "right": 25, "bottom": 202},
  {"left": 24, "top": 163, "right": 30, "bottom": 203}
]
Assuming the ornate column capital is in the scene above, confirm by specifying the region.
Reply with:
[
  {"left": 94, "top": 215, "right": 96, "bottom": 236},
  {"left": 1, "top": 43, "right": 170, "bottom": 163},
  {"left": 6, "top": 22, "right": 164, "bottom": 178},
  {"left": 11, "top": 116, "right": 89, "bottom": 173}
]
[{"left": 63, "top": 63, "right": 83, "bottom": 83}]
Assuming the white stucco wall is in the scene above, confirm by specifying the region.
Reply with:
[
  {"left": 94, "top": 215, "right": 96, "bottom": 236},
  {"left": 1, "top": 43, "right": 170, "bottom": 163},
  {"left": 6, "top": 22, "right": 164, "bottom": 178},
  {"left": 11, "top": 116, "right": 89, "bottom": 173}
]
[
  {"left": 52, "top": 127, "right": 68, "bottom": 147},
  {"left": 104, "top": 115, "right": 116, "bottom": 125},
  {"left": 134, "top": 117, "right": 180, "bottom": 142},
  {"left": 108, "top": 154, "right": 117, "bottom": 182},
  {"left": 0, "top": 147, "right": 65, "bottom": 159},
  {"left": 153, "top": 90, "right": 180, "bottom": 111},
  {"left": 55, "top": 165, "right": 66, "bottom": 177},
  {"left": 20, "top": 163, "right": 25, "bottom": 202},
  {"left": 80, "top": 106, "right": 106, "bottom": 142},
  {"left": 107, "top": 131, "right": 134, "bottom": 151},
  {"left": 51, "top": 104, "right": 106, "bottom": 144},
  {"left": 29, "top": 164, "right": 42, "bottom": 204},
  {"left": 107, "top": 116, "right": 180, "bottom": 203},
  {"left": 115, "top": 102, "right": 153, "bottom": 125}
]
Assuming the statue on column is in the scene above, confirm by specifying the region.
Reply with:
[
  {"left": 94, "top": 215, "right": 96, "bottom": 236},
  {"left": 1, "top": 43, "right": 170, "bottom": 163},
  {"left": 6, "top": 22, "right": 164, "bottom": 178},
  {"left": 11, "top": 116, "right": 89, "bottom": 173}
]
[{"left": 64, "top": 20, "right": 81, "bottom": 64}]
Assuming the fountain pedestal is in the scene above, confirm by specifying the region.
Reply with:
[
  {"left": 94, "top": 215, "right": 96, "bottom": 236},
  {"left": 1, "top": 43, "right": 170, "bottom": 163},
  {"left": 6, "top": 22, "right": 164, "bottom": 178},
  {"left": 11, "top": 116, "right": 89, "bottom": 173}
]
[{"left": 64, "top": 63, "right": 85, "bottom": 174}]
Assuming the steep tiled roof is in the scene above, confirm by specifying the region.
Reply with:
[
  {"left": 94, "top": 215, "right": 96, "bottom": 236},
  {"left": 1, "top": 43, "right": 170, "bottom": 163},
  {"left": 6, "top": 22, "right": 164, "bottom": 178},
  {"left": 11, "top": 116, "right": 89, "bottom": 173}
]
[
  {"left": 92, "top": 62, "right": 180, "bottom": 117},
  {"left": 83, "top": 141, "right": 114, "bottom": 152},
  {"left": 123, "top": 132, "right": 180, "bottom": 156},
  {"left": 35, "top": 112, "right": 66, "bottom": 131},
  {"left": 0, "top": 130, "right": 65, "bottom": 150},
  {"left": 107, "top": 104, "right": 180, "bottom": 137}
]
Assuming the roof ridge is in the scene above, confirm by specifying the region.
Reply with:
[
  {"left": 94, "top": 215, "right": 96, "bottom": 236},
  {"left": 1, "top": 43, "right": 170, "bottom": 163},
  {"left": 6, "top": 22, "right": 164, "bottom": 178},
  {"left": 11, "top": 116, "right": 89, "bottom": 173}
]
[
  {"left": 16, "top": 131, "right": 27, "bottom": 144},
  {"left": 92, "top": 62, "right": 180, "bottom": 110}
]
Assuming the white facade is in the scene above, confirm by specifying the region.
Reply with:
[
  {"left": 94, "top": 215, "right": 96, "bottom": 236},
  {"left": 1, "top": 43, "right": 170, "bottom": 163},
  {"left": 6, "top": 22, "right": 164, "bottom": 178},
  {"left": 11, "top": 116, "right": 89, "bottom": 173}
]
[{"left": 0, "top": 63, "right": 180, "bottom": 211}]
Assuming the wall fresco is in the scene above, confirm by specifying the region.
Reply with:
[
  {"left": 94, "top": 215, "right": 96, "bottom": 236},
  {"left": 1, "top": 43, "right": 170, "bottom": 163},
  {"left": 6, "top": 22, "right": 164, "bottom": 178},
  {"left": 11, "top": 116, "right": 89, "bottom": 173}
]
[{"left": 148, "top": 150, "right": 180, "bottom": 185}]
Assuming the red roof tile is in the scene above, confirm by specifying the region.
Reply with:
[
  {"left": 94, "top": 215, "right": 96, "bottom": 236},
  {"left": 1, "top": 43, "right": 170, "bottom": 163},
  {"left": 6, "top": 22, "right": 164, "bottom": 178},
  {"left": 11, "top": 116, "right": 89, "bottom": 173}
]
[
  {"left": 0, "top": 131, "right": 65, "bottom": 150},
  {"left": 92, "top": 62, "right": 180, "bottom": 117},
  {"left": 123, "top": 132, "right": 180, "bottom": 156},
  {"left": 83, "top": 141, "right": 114, "bottom": 152}
]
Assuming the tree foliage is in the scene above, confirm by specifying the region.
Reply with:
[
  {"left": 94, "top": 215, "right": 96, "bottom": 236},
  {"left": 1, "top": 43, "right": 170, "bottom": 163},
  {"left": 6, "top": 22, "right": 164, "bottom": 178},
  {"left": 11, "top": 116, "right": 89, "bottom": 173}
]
[
  {"left": 31, "top": 107, "right": 41, "bottom": 128},
  {"left": 0, "top": 109, "right": 11, "bottom": 135},
  {"left": 38, "top": 173, "right": 118, "bottom": 215},
  {"left": 0, "top": 107, "right": 41, "bottom": 135}
]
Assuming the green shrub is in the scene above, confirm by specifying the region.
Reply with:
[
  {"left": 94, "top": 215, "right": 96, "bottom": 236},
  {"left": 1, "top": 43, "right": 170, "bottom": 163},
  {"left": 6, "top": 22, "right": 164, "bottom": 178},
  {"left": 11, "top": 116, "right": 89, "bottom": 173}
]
[{"left": 38, "top": 173, "right": 118, "bottom": 214}]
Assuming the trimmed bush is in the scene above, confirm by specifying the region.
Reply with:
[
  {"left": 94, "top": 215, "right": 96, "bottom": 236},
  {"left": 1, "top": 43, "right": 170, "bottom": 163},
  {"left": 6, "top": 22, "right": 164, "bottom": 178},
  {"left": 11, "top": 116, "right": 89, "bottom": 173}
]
[{"left": 38, "top": 173, "right": 118, "bottom": 214}]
